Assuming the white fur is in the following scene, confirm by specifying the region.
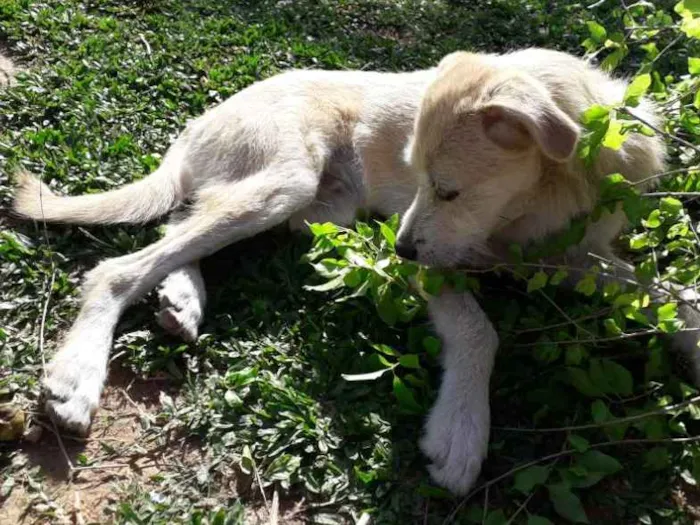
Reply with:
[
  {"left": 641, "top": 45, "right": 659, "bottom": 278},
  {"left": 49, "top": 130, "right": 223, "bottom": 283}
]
[{"left": 423, "top": 291, "right": 498, "bottom": 494}]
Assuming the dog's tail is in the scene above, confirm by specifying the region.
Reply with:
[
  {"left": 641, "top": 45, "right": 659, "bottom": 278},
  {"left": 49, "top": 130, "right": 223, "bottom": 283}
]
[{"left": 12, "top": 152, "right": 185, "bottom": 225}]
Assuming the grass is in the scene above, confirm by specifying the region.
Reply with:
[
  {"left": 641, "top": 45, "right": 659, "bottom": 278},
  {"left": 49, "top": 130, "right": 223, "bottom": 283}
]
[{"left": 1, "top": 0, "right": 700, "bottom": 523}]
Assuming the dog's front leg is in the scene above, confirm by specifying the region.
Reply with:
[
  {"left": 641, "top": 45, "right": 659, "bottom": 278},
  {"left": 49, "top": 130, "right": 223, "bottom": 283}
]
[{"left": 422, "top": 290, "right": 499, "bottom": 495}]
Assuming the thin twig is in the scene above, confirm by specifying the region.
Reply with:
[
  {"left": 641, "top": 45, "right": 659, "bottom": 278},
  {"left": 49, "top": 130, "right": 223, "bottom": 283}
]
[
  {"left": 650, "top": 34, "right": 683, "bottom": 66},
  {"left": 253, "top": 459, "right": 270, "bottom": 519},
  {"left": 632, "top": 165, "right": 699, "bottom": 187},
  {"left": 73, "top": 490, "right": 86, "bottom": 525},
  {"left": 644, "top": 192, "right": 700, "bottom": 198},
  {"left": 537, "top": 288, "right": 595, "bottom": 337},
  {"left": 39, "top": 417, "right": 75, "bottom": 474},
  {"left": 36, "top": 174, "right": 75, "bottom": 475},
  {"left": 513, "top": 308, "right": 611, "bottom": 335},
  {"left": 494, "top": 394, "right": 700, "bottom": 433},
  {"left": 623, "top": 107, "right": 700, "bottom": 156},
  {"left": 513, "top": 327, "right": 700, "bottom": 348},
  {"left": 72, "top": 463, "right": 127, "bottom": 472},
  {"left": 444, "top": 435, "right": 700, "bottom": 523},
  {"left": 505, "top": 490, "right": 535, "bottom": 525},
  {"left": 269, "top": 488, "right": 279, "bottom": 525},
  {"left": 138, "top": 33, "right": 152, "bottom": 57},
  {"left": 587, "top": 0, "right": 607, "bottom": 8},
  {"left": 38, "top": 268, "right": 56, "bottom": 374}
]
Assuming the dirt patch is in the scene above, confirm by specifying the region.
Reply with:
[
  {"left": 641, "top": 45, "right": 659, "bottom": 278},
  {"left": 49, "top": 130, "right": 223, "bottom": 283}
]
[
  {"left": 0, "top": 52, "right": 18, "bottom": 86},
  {"left": 1, "top": 365, "right": 309, "bottom": 524},
  {"left": 673, "top": 479, "right": 700, "bottom": 522},
  {"left": 0, "top": 366, "right": 195, "bottom": 524}
]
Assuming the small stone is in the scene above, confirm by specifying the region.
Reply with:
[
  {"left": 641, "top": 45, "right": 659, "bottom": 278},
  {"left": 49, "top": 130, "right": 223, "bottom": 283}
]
[
  {"left": 23, "top": 423, "right": 43, "bottom": 443},
  {"left": 0, "top": 403, "right": 25, "bottom": 441}
]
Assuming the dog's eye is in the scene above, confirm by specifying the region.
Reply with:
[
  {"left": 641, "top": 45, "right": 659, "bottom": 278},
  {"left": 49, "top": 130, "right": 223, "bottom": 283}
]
[{"left": 437, "top": 189, "right": 460, "bottom": 202}]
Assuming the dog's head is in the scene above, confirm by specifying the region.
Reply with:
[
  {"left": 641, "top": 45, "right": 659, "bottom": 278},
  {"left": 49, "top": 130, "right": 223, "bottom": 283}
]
[{"left": 396, "top": 51, "right": 580, "bottom": 268}]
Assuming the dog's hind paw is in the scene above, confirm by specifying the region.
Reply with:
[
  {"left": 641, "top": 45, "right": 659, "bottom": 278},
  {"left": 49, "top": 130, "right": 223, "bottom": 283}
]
[
  {"left": 42, "top": 344, "right": 105, "bottom": 435},
  {"left": 421, "top": 391, "right": 489, "bottom": 495},
  {"left": 156, "top": 266, "right": 205, "bottom": 342},
  {"left": 156, "top": 304, "right": 201, "bottom": 342}
]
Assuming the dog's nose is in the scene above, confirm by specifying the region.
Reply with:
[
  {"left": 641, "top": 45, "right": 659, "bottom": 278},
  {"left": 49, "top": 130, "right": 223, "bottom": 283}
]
[{"left": 395, "top": 239, "right": 418, "bottom": 261}]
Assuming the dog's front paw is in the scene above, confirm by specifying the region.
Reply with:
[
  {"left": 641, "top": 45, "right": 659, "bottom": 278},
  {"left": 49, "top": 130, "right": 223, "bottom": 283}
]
[
  {"left": 421, "top": 394, "right": 489, "bottom": 495},
  {"left": 43, "top": 343, "right": 106, "bottom": 435}
]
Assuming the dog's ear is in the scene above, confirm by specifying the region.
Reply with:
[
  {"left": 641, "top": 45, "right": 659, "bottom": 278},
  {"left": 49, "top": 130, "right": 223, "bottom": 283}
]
[
  {"left": 437, "top": 51, "right": 473, "bottom": 72},
  {"left": 480, "top": 79, "right": 580, "bottom": 162}
]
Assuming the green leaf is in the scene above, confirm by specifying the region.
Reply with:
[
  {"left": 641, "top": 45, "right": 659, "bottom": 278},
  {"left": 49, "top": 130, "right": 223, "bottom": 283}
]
[
  {"left": 586, "top": 21, "right": 607, "bottom": 43},
  {"left": 565, "top": 345, "right": 586, "bottom": 366},
  {"left": 484, "top": 510, "right": 507, "bottom": 525},
  {"left": 377, "top": 288, "right": 398, "bottom": 326},
  {"left": 398, "top": 354, "right": 421, "bottom": 369},
  {"left": 309, "top": 222, "right": 338, "bottom": 237},
  {"left": 591, "top": 400, "right": 628, "bottom": 440},
  {"left": 356, "top": 221, "right": 374, "bottom": 239},
  {"left": 528, "top": 517, "right": 554, "bottom": 525},
  {"left": 373, "top": 343, "right": 400, "bottom": 356},
  {"left": 224, "top": 390, "right": 243, "bottom": 407},
  {"left": 624, "top": 74, "right": 651, "bottom": 105},
  {"left": 534, "top": 341, "right": 562, "bottom": 363},
  {"left": 644, "top": 447, "right": 670, "bottom": 471},
  {"left": 305, "top": 274, "right": 347, "bottom": 292},
  {"left": 420, "top": 270, "right": 445, "bottom": 296},
  {"left": 548, "top": 484, "right": 589, "bottom": 523},
  {"left": 264, "top": 453, "right": 301, "bottom": 483},
  {"left": 657, "top": 302, "right": 678, "bottom": 322},
  {"left": 603, "top": 318, "right": 622, "bottom": 336},
  {"left": 342, "top": 367, "right": 394, "bottom": 381},
  {"left": 567, "top": 367, "right": 602, "bottom": 397},
  {"left": 689, "top": 57, "right": 700, "bottom": 75},
  {"left": 581, "top": 104, "right": 610, "bottom": 124},
  {"left": 514, "top": 465, "right": 550, "bottom": 494},
  {"left": 660, "top": 196, "right": 683, "bottom": 216},
  {"left": 240, "top": 445, "right": 254, "bottom": 475},
  {"left": 629, "top": 233, "right": 649, "bottom": 250},
  {"left": 568, "top": 434, "right": 590, "bottom": 453},
  {"left": 578, "top": 450, "right": 623, "bottom": 475},
  {"left": 343, "top": 268, "right": 363, "bottom": 288},
  {"left": 602, "top": 119, "right": 627, "bottom": 150},
  {"left": 550, "top": 268, "right": 569, "bottom": 286},
  {"left": 589, "top": 359, "right": 633, "bottom": 396},
  {"left": 422, "top": 336, "right": 441, "bottom": 358},
  {"left": 678, "top": 0, "right": 700, "bottom": 14},
  {"left": 642, "top": 209, "right": 662, "bottom": 229},
  {"left": 691, "top": 451, "right": 700, "bottom": 484},
  {"left": 0, "top": 477, "right": 14, "bottom": 499},
  {"left": 380, "top": 222, "right": 396, "bottom": 248},
  {"left": 575, "top": 275, "right": 597, "bottom": 297},
  {"left": 591, "top": 399, "right": 612, "bottom": 422},
  {"left": 392, "top": 376, "right": 423, "bottom": 413},
  {"left": 601, "top": 47, "right": 627, "bottom": 71},
  {"left": 681, "top": 16, "right": 700, "bottom": 39},
  {"left": 527, "top": 271, "right": 549, "bottom": 292}
]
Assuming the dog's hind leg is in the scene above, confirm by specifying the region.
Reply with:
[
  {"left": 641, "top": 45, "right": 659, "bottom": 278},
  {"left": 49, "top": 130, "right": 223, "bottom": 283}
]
[
  {"left": 156, "top": 211, "right": 207, "bottom": 342},
  {"left": 43, "top": 162, "right": 320, "bottom": 433}
]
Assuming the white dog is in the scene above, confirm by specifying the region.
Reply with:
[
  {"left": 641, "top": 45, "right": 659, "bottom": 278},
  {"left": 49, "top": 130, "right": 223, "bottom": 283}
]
[{"left": 13, "top": 48, "right": 690, "bottom": 495}]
